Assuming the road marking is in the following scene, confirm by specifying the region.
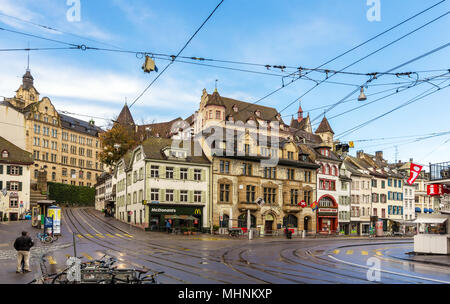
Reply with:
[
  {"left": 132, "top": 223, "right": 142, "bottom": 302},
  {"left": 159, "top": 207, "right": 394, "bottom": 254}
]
[
  {"left": 115, "top": 233, "right": 124, "bottom": 238},
  {"left": 333, "top": 249, "right": 340, "bottom": 254},
  {"left": 47, "top": 256, "right": 57, "bottom": 265},
  {"left": 123, "top": 234, "right": 134, "bottom": 238},
  {"left": 106, "top": 234, "right": 115, "bottom": 238},
  {"left": 95, "top": 234, "right": 105, "bottom": 238},
  {"left": 346, "top": 250, "right": 354, "bottom": 255},
  {"left": 328, "top": 255, "right": 450, "bottom": 284},
  {"left": 361, "top": 251, "right": 369, "bottom": 256},
  {"left": 82, "top": 253, "right": 93, "bottom": 261},
  {"left": 85, "top": 234, "right": 94, "bottom": 238},
  {"left": 77, "top": 234, "right": 84, "bottom": 239},
  {"left": 75, "top": 209, "right": 102, "bottom": 234},
  {"left": 376, "top": 251, "right": 383, "bottom": 256}
]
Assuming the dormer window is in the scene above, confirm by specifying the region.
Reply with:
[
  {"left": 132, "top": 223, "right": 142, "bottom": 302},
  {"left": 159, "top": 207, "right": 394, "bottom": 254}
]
[
  {"left": 233, "top": 105, "right": 238, "bottom": 112},
  {"left": 1, "top": 150, "right": 9, "bottom": 158},
  {"left": 321, "top": 148, "right": 330, "bottom": 157}
]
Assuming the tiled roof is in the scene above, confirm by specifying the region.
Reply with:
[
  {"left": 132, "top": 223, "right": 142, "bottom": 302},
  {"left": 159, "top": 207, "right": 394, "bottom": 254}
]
[
  {"left": 116, "top": 104, "right": 135, "bottom": 126},
  {"left": 137, "top": 117, "right": 183, "bottom": 139},
  {"left": 59, "top": 113, "right": 103, "bottom": 137},
  {"left": 315, "top": 116, "right": 334, "bottom": 134},
  {"left": 141, "top": 137, "right": 210, "bottom": 165},
  {"left": 0, "top": 136, "right": 34, "bottom": 165}
]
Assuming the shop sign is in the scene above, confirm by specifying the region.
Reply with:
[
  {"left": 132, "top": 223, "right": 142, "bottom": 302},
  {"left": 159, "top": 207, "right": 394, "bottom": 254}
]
[
  {"left": 318, "top": 208, "right": 337, "bottom": 214},
  {"left": 194, "top": 208, "right": 202, "bottom": 215},
  {"left": 427, "top": 184, "right": 443, "bottom": 196},
  {"left": 150, "top": 207, "right": 177, "bottom": 213}
]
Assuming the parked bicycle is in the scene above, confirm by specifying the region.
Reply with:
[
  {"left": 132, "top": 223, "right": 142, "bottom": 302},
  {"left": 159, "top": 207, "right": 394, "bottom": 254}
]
[{"left": 36, "top": 232, "right": 58, "bottom": 244}]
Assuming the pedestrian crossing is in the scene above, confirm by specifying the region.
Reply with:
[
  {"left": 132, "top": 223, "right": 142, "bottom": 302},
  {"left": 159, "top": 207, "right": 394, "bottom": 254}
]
[{"left": 76, "top": 233, "right": 134, "bottom": 239}]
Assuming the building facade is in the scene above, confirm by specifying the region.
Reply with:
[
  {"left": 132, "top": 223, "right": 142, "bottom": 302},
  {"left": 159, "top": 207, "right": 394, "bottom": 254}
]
[
  {"left": 0, "top": 136, "right": 33, "bottom": 221},
  {"left": 2, "top": 69, "right": 104, "bottom": 188}
]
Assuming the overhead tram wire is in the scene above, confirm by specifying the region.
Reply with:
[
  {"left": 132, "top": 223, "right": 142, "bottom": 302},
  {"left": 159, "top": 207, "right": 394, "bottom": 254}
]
[
  {"left": 357, "top": 131, "right": 450, "bottom": 150},
  {"left": 0, "top": 47, "right": 79, "bottom": 52},
  {"left": 0, "top": 26, "right": 79, "bottom": 47},
  {"left": 290, "top": 11, "right": 450, "bottom": 123},
  {"left": 349, "top": 130, "right": 450, "bottom": 143},
  {"left": 310, "top": 71, "right": 450, "bottom": 126},
  {"left": 336, "top": 78, "right": 450, "bottom": 139},
  {"left": 241, "top": 0, "right": 448, "bottom": 117},
  {"left": 0, "top": 11, "right": 123, "bottom": 50},
  {"left": 129, "top": 0, "right": 225, "bottom": 108}
]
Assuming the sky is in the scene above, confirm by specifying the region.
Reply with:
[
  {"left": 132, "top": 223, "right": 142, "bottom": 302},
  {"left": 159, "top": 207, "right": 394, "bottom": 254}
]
[{"left": 0, "top": 0, "right": 449, "bottom": 167}]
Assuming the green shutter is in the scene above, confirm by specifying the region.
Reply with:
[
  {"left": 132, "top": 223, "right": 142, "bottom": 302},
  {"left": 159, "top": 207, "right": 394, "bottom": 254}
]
[
  {"left": 202, "top": 191, "right": 206, "bottom": 203},
  {"left": 0, "top": 165, "right": 3, "bottom": 174},
  {"left": 159, "top": 166, "right": 165, "bottom": 178},
  {"left": 174, "top": 189, "right": 179, "bottom": 202},
  {"left": 189, "top": 191, "right": 194, "bottom": 203},
  {"left": 160, "top": 189, "right": 165, "bottom": 201},
  {"left": 6, "top": 181, "right": 10, "bottom": 191},
  {"left": 201, "top": 169, "right": 206, "bottom": 181},
  {"left": 19, "top": 167, "right": 23, "bottom": 176},
  {"left": 18, "top": 182, "right": 22, "bottom": 191},
  {"left": 188, "top": 168, "right": 193, "bottom": 180},
  {"left": 6, "top": 166, "right": 10, "bottom": 175},
  {"left": 174, "top": 167, "right": 180, "bottom": 180}
]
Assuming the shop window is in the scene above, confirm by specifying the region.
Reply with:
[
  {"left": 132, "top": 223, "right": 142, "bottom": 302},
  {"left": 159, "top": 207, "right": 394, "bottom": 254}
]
[{"left": 283, "top": 215, "right": 298, "bottom": 228}]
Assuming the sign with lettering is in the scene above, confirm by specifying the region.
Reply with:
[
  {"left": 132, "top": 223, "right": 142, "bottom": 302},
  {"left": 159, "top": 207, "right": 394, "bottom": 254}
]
[
  {"left": 318, "top": 208, "right": 337, "bottom": 214},
  {"left": 427, "top": 184, "right": 443, "bottom": 196},
  {"left": 407, "top": 163, "right": 423, "bottom": 185},
  {"left": 150, "top": 207, "right": 177, "bottom": 213}
]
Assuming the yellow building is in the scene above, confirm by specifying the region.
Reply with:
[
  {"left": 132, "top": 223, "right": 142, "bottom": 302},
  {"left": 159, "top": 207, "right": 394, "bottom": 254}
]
[{"left": 2, "top": 69, "right": 104, "bottom": 187}]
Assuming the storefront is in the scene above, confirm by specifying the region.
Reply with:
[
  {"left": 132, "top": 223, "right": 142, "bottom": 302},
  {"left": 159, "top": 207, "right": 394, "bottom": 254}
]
[
  {"left": 146, "top": 204, "right": 204, "bottom": 232},
  {"left": 317, "top": 196, "right": 338, "bottom": 234},
  {"left": 361, "top": 222, "right": 370, "bottom": 235}
]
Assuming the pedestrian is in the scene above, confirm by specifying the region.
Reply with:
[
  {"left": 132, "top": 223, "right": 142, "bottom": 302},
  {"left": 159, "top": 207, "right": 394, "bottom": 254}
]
[
  {"left": 166, "top": 220, "right": 171, "bottom": 233},
  {"left": 13, "top": 231, "right": 34, "bottom": 273}
]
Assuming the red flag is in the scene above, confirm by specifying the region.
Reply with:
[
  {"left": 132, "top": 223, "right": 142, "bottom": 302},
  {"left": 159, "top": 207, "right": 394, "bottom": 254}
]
[
  {"left": 407, "top": 163, "right": 423, "bottom": 185},
  {"left": 298, "top": 200, "right": 307, "bottom": 208}
]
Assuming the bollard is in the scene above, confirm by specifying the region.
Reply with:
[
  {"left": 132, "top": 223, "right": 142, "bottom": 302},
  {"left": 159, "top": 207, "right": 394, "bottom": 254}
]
[{"left": 302, "top": 230, "right": 306, "bottom": 238}]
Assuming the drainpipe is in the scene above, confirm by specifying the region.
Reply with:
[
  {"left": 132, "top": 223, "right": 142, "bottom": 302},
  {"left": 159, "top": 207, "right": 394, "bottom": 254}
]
[{"left": 210, "top": 162, "right": 213, "bottom": 235}]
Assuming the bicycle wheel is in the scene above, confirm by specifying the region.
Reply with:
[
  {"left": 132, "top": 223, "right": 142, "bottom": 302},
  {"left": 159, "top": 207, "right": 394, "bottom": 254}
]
[
  {"left": 44, "top": 236, "right": 53, "bottom": 244},
  {"left": 52, "top": 235, "right": 59, "bottom": 242},
  {"left": 52, "top": 272, "right": 69, "bottom": 284}
]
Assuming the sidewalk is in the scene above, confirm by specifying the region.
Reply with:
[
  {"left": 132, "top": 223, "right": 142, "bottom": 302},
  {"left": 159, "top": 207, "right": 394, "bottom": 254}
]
[{"left": 386, "top": 247, "right": 450, "bottom": 267}]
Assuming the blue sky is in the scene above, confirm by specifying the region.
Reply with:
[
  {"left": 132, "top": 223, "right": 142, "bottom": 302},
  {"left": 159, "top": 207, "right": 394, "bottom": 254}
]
[{"left": 0, "top": 0, "right": 449, "bottom": 166}]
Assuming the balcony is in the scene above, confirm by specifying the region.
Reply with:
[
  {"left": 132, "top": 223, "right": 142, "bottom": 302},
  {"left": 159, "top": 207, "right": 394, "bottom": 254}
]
[
  {"left": 237, "top": 202, "right": 259, "bottom": 211},
  {"left": 283, "top": 204, "right": 302, "bottom": 213}
]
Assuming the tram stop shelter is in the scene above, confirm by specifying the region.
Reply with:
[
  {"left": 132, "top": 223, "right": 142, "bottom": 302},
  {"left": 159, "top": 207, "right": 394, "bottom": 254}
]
[
  {"left": 31, "top": 200, "right": 56, "bottom": 229},
  {"left": 413, "top": 214, "right": 449, "bottom": 254}
]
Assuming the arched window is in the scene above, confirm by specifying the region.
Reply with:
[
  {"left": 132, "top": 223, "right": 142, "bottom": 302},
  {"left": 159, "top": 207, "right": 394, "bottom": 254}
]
[
  {"left": 220, "top": 214, "right": 229, "bottom": 228},
  {"left": 319, "top": 196, "right": 335, "bottom": 208},
  {"left": 238, "top": 213, "right": 256, "bottom": 228},
  {"left": 321, "top": 164, "right": 325, "bottom": 174},
  {"left": 283, "top": 215, "right": 298, "bottom": 228},
  {"left": 1, "top": 150, "right": 8, "bottom": 158},
  {"left": 331, "top": 166, "right": 336, "bottom": 176}
]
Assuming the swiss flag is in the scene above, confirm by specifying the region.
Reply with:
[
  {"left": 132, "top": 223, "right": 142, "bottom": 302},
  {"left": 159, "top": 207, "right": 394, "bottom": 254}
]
[{"left": 407, "top": 163, "right": 423, "bottom": 185}]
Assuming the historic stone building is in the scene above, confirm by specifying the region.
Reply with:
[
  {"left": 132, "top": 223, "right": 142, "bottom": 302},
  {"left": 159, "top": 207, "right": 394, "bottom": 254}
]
[{"left": 2, "top": 68, "right": 104, "bottom": 188}]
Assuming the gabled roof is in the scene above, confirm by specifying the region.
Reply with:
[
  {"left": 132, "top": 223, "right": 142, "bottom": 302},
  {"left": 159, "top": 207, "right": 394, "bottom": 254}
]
[
  {"left": 315, "top": 116, "right": 334, "bottom": 134},
  {"left": 0, "top": 136, "right": 33, "bottom": 165},
  {"left": 116, "top": 103, "right": 135, "bottom": 126}
]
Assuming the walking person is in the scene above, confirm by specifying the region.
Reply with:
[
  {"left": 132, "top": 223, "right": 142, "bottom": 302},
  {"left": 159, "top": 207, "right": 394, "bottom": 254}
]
[
  {"left": 166, "top": 220, "right": 171, "bottom": 233},
  {"left": 13, "top": 231, "right": 34, "bottom": 273}
]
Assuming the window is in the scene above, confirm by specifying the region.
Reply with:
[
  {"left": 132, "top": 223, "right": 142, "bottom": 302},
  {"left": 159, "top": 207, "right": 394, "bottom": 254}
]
[
  {"left": 9, "top": 181, "right": 20, "bottom": 191},
  {"left": 305, "top": 171, "right": 311, "bottom": 182},
  {"left": 166, "top": 189, "right": 174, "bottom": 202},
  {"left": 52, "top": 172, "right": 56, "bottom": 181},
  {"left": 150, "top": 188, "right": 159, "bottom": 201},
  {"left": 33, "top": 137, "right": 40, "bottom": 146},
  {"left": 304, "top": 190, "right": 312, "bottom": 205},
  {"left": 194, "top": 169, "right": 202, "bottom": 181},
  {"left": 388, "top": 179, "right": 392, "bottom": 187},
  {"left": 34, "top": 124, "right": 40, "bottom": 134},
  {"left": 287, "top": 151, "right": 294, "bottom": 160},
  {"left": 62, "top": 156, "right": 68, "bottom": 164},
  {"left": 263, "top": 187, "right": 276, "bottom": 205},
  {"left": 219, "top": 183, "right": 230, "bottom": 202},
  {"left": 176, "top": 168, "right": 188, "bottom": 180},
  {"left": 290, "top": 189, "right": 298, "bottom": 205},
  {"left": 87, "top": 172, "right": 91, "bottom": 180},
  {"left": 62, "top": 132, "right": 68, "bottom": 141},
  {"left": 246, "top": 185, "right": 256, "bottom": 203},
  {"left": 79, "top": 148, "right": 85, "bottom": 156},
  {"left": 43, "top": 127, "right": 49, "bottom": 136},
  {"left": 263, "top": 167, "right": 276, "bottom": 179},
  {"left": 52, "top": 129, "right": 58, "bottom": 138},
  {"left": 243, "top": 163, "right": 252, "bottom": 176},
  {"left": 215, "top": 110, "right": 221, "bottom": 119},
  {"left": 287, "top": 168, "right": 295, "bottom": 180},
  {"left": 194, "top": 191, "right": 202, "bottom": 203},
  {"left": 244, "top": 144, "right": 251, "bottom": 155},
  {"left": 79, "top": 171, "right": 84, "bottom": 179},
  {"left": 150, "top": 165, "right": 159, "bottom": 178},
  {"left": 180, "top": 190, "right": 188, "bottom": 202},
  {"left": 166, "top": 167, "right": 174, "bottom": 179},
  {"left": 62, "top": 168, "right": 67, "bottom": 177},
  {"left": 9, "top": 197, "right": 18, "bottom": 208},
  {"left": 220, "top": 160, "right": 230, "bottom": 174},
  {"left": 372, "top": 179, "right": 377, "bottom": 188}
]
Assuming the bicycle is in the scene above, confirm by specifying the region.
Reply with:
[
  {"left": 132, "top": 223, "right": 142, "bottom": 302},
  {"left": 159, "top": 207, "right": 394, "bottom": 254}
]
[
  {"left": 96, "top": 269, "right": 165, "bottom": 284},
  {"left": 36, "top": 232, "right": 58, "bottom": 244}
]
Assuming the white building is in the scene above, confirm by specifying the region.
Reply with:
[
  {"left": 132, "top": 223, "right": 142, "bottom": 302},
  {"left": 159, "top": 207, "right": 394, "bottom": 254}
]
[
  {"left": 0, "top": 102, "right": 27, "bottom": 150},
  {"left": 0, "top": 136, "right": 33, "bottom": 221},
  {"left": 114, "top": 137, "right": 211, "bottom": 231},
  {"left": 403, "top": 180, "right": 416, "bottom": 221},
  {"left": 337, "top": 161, "right": 351, "bottom": 234}
]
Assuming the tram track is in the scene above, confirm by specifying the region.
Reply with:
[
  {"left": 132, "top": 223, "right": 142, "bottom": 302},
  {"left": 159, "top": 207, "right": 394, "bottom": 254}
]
[{"left": 64, "top": 208, "right": 248, "bottom": 284}]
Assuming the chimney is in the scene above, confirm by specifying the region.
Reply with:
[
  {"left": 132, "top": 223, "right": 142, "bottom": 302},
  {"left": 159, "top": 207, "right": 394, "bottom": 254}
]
[
  {"left": 356, "top": 150, "right": 364, "bottom": 159},
  {"left": 375, "top": 151, "right": 383, "bottom": 161}
]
